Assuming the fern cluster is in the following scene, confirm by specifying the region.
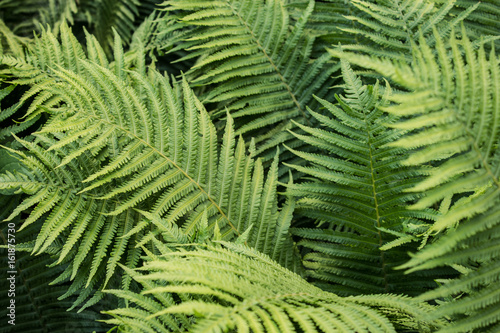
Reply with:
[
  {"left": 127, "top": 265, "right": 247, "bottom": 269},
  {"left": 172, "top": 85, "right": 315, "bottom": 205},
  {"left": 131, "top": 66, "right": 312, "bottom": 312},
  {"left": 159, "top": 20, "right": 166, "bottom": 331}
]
[{"left": 0, "top": 0, "right": 499, "bottom": 332}]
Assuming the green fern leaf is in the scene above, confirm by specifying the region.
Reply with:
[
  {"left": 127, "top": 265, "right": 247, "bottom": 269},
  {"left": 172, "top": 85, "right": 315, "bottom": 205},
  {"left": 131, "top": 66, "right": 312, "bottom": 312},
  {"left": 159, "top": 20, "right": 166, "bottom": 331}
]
[
  {"left": 285, "top": 59, "right": 453, "bottom": 296},
  {"left": 0, "top": 196, "right": 112, "bottom": 332},
  {"left": 155, "top": 0, "right": 338, "bottom": 162},
  {"left": 103, "top": 242, "right": 444, "bottom": 333},
  {"left": 329, "top": 26, "right": 500, "bottom": 332},
  {"left": 0, "top": 26, "right": 301, "bottom": 307}
]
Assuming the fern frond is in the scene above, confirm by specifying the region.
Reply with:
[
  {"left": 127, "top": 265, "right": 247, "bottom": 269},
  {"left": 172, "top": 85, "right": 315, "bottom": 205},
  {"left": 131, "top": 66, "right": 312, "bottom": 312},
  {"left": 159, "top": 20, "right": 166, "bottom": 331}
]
[
  {"left": 0, "top": 0, "right": 79, "bottom": 36},
  {"left": 155, "top": 0, "right": 338, "bottom": 161},
  {"left": 453, "top": 0, "right": 500, "bottom": 47},
  {"left": 0, "top": 26, "right": 301, "bottom": 308},
  {"left": 329, "top": 27, "right": 500, "bottom": 332},
  {"left": 93, "top": 0, "right": 144, "bottom": 55},
  {"left": 0, "top": 196, "right": 112, "bottom": 332},
  {"left": 103, "top": 242, "right": 443, "bottom": 333},
  {"left": 0, "top": 19, "right": 31, "bottom": 57},
  {"left": 292, "top": 0, "right": 491, "bottom": 62},
  {"left": 0, "top": 136, "right": 146, "bottom": 310},
  {"left": 0, "top": 85, "right": 40, "bottom": 142},
  {"left": 285, "top": 60, "right": 454, "bottom": 296}
]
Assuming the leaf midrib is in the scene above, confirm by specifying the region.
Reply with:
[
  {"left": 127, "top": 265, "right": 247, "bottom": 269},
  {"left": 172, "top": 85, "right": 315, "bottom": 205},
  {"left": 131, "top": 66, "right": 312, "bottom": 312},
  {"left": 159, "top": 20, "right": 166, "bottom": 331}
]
[
  {"left": 224, "top": 0, "right": 311, "bottom": 125},
  {"left": 85, "top": 115, "right": 241, "bottom": 236}
]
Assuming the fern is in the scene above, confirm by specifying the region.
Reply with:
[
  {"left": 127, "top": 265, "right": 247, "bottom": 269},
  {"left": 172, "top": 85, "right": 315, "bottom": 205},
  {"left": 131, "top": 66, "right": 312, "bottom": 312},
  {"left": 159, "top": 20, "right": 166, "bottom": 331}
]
[
  {"left": 452, "top": 0, "right": 500, "bottom": 42},
  {"left": 93, "top": 0, "right": 164, "bottom": 55},
  {"left": 103, "top": 242, "right": 444, "bottom": 333},
  {"left": 329, "top": 26, "right": 500, "bottom": 331},
  {"left": 284, "top": 59, "right": 454, "bottom": 296},
  {"left": 0, "top": 1, "right": 498, "bottom": 332},
  {"left": 290, "top": 0, "right": 498, "bottom": 62},
  {"left": 0, "top": 0, "right": 163, "bottom": 58},
  {"left": 0, "top": 85, "right": 40, "bottom": 142},
  {"left": 0, "top": 150, "right": 111, "bottom": 332},
  {"left": 0, "top": 0, "right": 79, "bottom": 36},
  {"left": 0, "top": 25, "right": 300, "bottom": 307},
  {"left": 338, "top": 0, "right": 479, "bottom": 59},
  {"left": 0, "top": 213, "right": 111, "bottom": 333},
  {"left": 153, "top": 0, "right": 338, "bottom": 163}
]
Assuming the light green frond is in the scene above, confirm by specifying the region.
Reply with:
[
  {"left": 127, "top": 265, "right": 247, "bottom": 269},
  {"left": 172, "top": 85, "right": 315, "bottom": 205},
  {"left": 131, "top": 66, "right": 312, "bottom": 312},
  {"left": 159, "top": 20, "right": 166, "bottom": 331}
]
[
  {"left": 0, "top": 136, "right": 147, "bottom": 309},
  {"left": 103, "top": 243, "right": 443, "bottom": 333},
  {"left": 0, "top": 202, "right": 112, "bottom": 332},
  {"left": 0, "top": 26, "right": 299, "bottom": 307}
]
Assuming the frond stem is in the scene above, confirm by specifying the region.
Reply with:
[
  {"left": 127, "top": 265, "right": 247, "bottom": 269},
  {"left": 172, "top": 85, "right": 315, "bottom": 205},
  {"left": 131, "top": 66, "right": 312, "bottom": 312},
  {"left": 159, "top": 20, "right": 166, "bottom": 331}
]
[
  {"left": 364, "top": 114, "right": 389, "bottom": 293},
  {"left": 93, "top": 118, "right": 241, "bottom": 237},
  {"left": 226, "top": 0, "right": 311, "bottom": 125}
]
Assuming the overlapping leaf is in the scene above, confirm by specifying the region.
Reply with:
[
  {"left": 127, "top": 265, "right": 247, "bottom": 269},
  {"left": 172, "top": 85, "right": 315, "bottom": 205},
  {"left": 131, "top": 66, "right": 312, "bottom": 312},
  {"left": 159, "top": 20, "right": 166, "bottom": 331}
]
[
  {"left": 103, "top": 242, "right": 444, "bottom": 333},
  {"left": 0, "top": 26, "right": 299, "bottom": 308},
  {"left": 285, "top": 60, "right": 453, "bottom": 296},
  {"left": 155, "top": 0, "right": 338, "bottom": 163},
  {"left": 329, "top": 27, "right": 500, "bottom": 332}
]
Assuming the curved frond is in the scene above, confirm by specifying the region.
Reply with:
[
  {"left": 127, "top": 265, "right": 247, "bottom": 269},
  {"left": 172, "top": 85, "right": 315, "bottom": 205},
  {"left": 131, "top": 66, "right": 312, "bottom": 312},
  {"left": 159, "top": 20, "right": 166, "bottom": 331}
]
[
  {"left": 291, "top": 0, "right": 499, "bottom": 61},
  {"left": 155, "top": 0, "right": 338, "bottom": 161},
  {"left": 0, "top": 26, "right": 300, "bottom": 307},
  {"left": 285, "top": 60, "right": 452, "bottom": 296},
  {"left": 0, "top": 136, "right": 145, "bottom": 310},
  {"left": 329, "top": 27, "right": 500, "bottom": 331},
  {"left": 103, "top": 242, "right": 443, "bottom": 333},
  {"left": 0, "top": 195, "right": 112, "bottom": 332}
]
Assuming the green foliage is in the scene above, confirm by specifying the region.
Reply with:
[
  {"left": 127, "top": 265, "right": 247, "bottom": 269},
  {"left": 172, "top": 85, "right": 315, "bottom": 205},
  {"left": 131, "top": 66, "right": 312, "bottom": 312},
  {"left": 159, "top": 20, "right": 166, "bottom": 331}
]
[
  {"left": 0, "top": 0, "right": 499, "bottom": 332},
  {"left": 0, "top": 0, "right": 162, "bottom": 53},
  {"left": 285, "top": 60, "right": 455, "bottom": 296},
  {"left": 104, "top": 242, "right": 444, "bottom": 333},
  {"left": 329, "top": 25, "right": 500, "bottom": 332},
  {"left": 0, "top": 85, "right": 40, "bottom": 142},
  {"left": 0, "top": 211, "right": 110, "bottom": 333},
  {"left": 290, "top": 0, "right": 499, "bottom": 59},
  {"left": 0, "top": 23, "right": 300, "bottom": 309},
  {"left": 0, "top": 150, "right": 110, "bottom": 332},
  {"left": 153, "top": 0, "right": 339, "bottom": 163}
]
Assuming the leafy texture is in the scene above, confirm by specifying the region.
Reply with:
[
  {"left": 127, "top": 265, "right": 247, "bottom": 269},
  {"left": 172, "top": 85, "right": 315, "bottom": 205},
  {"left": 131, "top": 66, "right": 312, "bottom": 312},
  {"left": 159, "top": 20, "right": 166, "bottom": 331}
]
[
  {"left": 453, "top": 0, "right": 500, "bottom": 44},
  {"left": 0, "top": 1, "right": 498, "bottom": 332},
  {"left": 0, "top": 0, "right": 163, "bottom": 55},
  {"left": 104, "top": 242, "right": 444, "bottom": 333},
  {"left": 155, "top": 0, "right": 338, "bottom": 163},
  {"left": 285, "top": 60, "right": 454, "bottom": 296},
  {"left": 0, "top": 85, "right": 40, "bottom": 142},
  {"left": 0, "top": 147, "right": 111, "bottom": 333},
  {"left": 0, "top": 209, "right": 111, "bottom": 333},
  {"left": 93, "top": 0, "right": 164, "bottom": 55},
  {"left": 329, "top": 27, "right": 500, "bottom": 332},
  {"left": 0, "top": 25, "right": 299, "bottom": 308},
  {"left": 290, "top": 0, "right": 497, "bottom": 61},
  {"left": 0, "top": 0, "right": 79, "bottom": 36}
]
